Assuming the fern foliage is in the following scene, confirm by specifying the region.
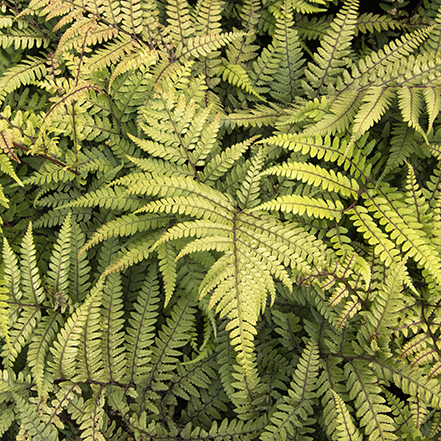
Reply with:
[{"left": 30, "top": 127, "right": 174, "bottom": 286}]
[{"left": 1, "top": 0, "right": 441, "bottom": 439}]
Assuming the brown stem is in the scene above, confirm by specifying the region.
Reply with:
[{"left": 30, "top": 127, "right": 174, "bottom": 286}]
[{"left": 12, "top": 141, "right": 81, "bottom": 176}]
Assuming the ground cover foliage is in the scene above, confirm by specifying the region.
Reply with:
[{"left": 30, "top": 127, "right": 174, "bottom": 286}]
[{"left": 1, "top": 0, "right": 441, "bottom": 439}]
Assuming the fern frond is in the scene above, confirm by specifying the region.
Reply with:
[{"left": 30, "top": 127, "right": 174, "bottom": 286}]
[
  {"left": 120, "top": 0, "right": 144, "bottom": 35},
  {"left": 201, "top": 137, "right": 254, "bottom": 183},
  {"left": 49, "top": 280, "right": 103, "bottom": 379},
  {"left": 348, "top": 206, "right": 401, "bottom": 267},
  {"left": 157, "top": 242, "right": 177, "bottom": 307},
  {"left": 355, "top": 12, "right": 402, "bottom": 36},
  {"left": 28, "top": 311, "right": 62, "bottom": 398},
  {"left": 80, "top": 214, "right": 172, "bottom": 255},
  {"left": 0, "top": 129, "right": 20, "bottom": 163},
  {"left": 256, "top": 194, "right": 344, "bottom": 220},
  {"left": 64, "top": 186, "right": 144, "bottom": 211},
  {"left": 331, "top": 389, "right": 362, "bottom": 441},
  {"left": 166, "top": 0, "right": 194, "bottom": 47},
  {"left": 178, "top": 32, "right": 245, "bottom": 59},
  {"left": 364, "top": 187, "right": 441, "bottom": 288},
  {"left": 0, "top": 56, "right": 46, "bottom": 104},
  {"left": 260, "top": 340, "right": 320, "bottom": 441},
  {"left": 260, "top": 133, "right": 371, "bottom": 180},
  {"left": 21, "top": 223, "right": 45, "bottom": 304},
  {"left": 14, "top": 393, "right": 59, "bottom": 440},
  {"left": 124, "top": 265, "right": 160, "bottom": 384},
  {"left": 75, "top": 384, "right": 106, "bottom": 440},
  {"left": 345, "top": 359, "right": 396, "bottom": 441},
  {"left": 0, "top": 277, "right": 10, "bottom": 352},
  {"left": 372, "top": 358, "right": 441, "bottom": 408},
  {"left": 226, "top": 105, "right": 281, "bottom": 128},
  {"left": 221, "top": 63, "right": 265, "bottom": 101},
  {"left": 270, "top": 2, "right": 304, "bottom": 104},
  {"left": 47, "top": 213, "right": 71, "bottom": 295},
  {"left": 305, "top": 0, "right": 358, "bottom": 95},
  {"left": 262, "top": 161, "right": 360, "bottom": 198},
  {"left": 145, "top": 294, "right": 195, "bottom": 389},
  {"left": 236, "top": 148, "right": 264, "bottom": 209}
]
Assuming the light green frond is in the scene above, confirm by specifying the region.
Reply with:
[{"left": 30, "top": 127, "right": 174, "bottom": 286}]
[
  {"left": 64, "top": 186, "right": 143, "bottom": 211},
  {"left": 256, "top": 194, "right": 344, "bottom": 220},
  {"left": 0, "top": 278, "right": 10, "bottom": 352},
  {"left": 120, "top": 0, "right": 144, "bottom": 35},
  {"left": 166, "top": 0, "right": 194, "bottom": 46},
  {"left": 364, "top": 189, "right": 441, "bottom": 288},
  {"left": 0, "top": 27, "right": 51, "bottom": 50},
  {"left": 236, "top": 148, "right": 264, "bottom": 209},
  {"left": 260, "top": 133, "right": 371, "bottom": 180},
  {"left": 47, "top": 213, "right": 71, "bottom": 295},
  {"left": 355, "top": 12, "right": 403, "bottom": 35},
  {"left": 81, "top": 214, "right": 172, "bottom": 255},
  {"left": 331, "top": 389, "right": 362, "bottom": 441},
  {"left": 84, "top": 36, "right": 137, "bottom": 72},
  {"left": 21, "top": 223, "right": 45, "bottom": 304},
  {"left": 0, "top": 56, "right": 46, "bottom": 104},
  {"left": 28, "top": 312, "right": 62, "bottom": 398},
  {"left": 176, "top": 236, "right": 234, "bottom": 260},
  {"left": 126, "top": 155, "right": 195, "bottom": 177},
  {"left": 345, "top": 360, "right": 396, "bottom": 441},
  {"left": 226, "top": 105, "right": 281, "bottom": 128},
  {"left": 201, "top": 137, "right": 254, "bottom": 183},
  {"left": 423, "top": 87, "right": 441, "bottom": 135},
  {"left": 14, "top": 393, "right": 59, "bottom": 441},
  {"left": 49, "top": 280, "right": 103, "bottom": 380},
  {"left": 157, "top": 242, "right": 177, "bottom": 307},
  {"left": 372, "top": 358, "right": 441, "bottom": 408},
  {"left": 153, "top": 219, "right": 233, "bottom": 249},
  {"left": 108, "top": 47, "right": 157, "bottom": 91},
  {"left": 221, "top": 64, "right": 265, "bottom": 101},
  {"left": 21, "top": 166, "right": 78, "bottom": 187},
  {"left": 397, "top": 87, "right": 427, "bottom": 141},
  {"left": 351, "top": 86, "right": 395, "bottom": 145},
  {"left": 192, "top": 0, "right": 222, "bottom": 35},
  {"left": 0, "top": 152, "right": 22, "bottom": 188},
  {"left": 118, "top": 172, "right": 236, "bottom": 208},
  {"left": 101, "top": 232, "right": 162, "bottom": 276},
  {"left": 262, "top": 161, "right": 360, "bottom": 198},
  {"left": 348, "top": 206, "right": 401, "bottom": 267},
  {"left": 178, "top": 32, "right": 245, "bottom": 59}
]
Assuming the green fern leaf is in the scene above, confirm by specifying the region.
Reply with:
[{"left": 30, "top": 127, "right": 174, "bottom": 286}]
[
  {"left": 262, "top": 161, "right": 360, "bottom": 198},
  {"left": 28, "top": 311, "right": 62, "bottom": 398},
  {"left": 221, "top": 64, "right": 265, "bottom": 101},
  {"left": 305, "top": 0, "right": 358, "bottom": 94},
  {"left": 49, "top": 280, "right": 103, "bottom": 380},
  {"left": 260, "top": 339, "right": 320, "bottom": 441},
  {"left": 124, "top": 265, "right": 160, "bottom": 384},
  {"left": 46, "top": 213, "right": 71, "bottom": 296},
  {"left": 0, "top": 56, "right": 46, "bottom": 104},
  {"left": 256, "top": 195, "right": 344, "bottom": 220},
  {"left": 331, "top": 389, "right": 363, "bottom": 441},
  {"left": 157, "top": 242, "right": 177, "bottom": 307},
  {"left": 345, "top": 360, "right": 396, "bottom": 441}
]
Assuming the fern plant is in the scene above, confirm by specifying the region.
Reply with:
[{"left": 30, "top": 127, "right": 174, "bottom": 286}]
[{"left": 1, "top": 0, "right": 441, "bottom": 439}]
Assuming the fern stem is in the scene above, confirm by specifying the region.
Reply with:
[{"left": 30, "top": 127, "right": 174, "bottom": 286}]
[{"left": 12, "top": 142, "right": 81, "bottom": 176}]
